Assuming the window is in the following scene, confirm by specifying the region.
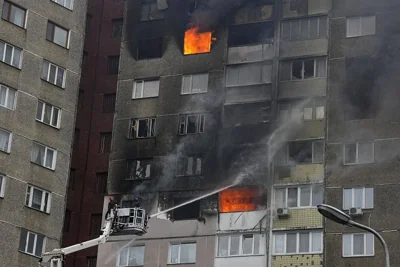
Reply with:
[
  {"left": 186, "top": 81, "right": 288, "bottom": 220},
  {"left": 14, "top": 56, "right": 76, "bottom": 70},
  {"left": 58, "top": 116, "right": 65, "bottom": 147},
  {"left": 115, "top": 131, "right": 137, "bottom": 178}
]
[
  {"left": 280, "top": 58, "right": 326, "bottom": 81},
  {"left": 172, "top": 198, "right": 200, "bottom": 220},
  {"left": 181, "top": 74, "right": 208, "bottom": 94},
  {"left": 344, "top": 142, "right": 374, "bottom": 165},
  {"left": 73, "top": 128, "right": 80, "bottom": 151},
  {"left": 0, "top": 40, "right": 22, "bottom": 68},
  {"left": 108, "top": 56, "right": 119, "bottom": 75},
  {"left": 140, "top": 2, "right": 164, "bottom": 21},
  {"left": 343, "top": 187, "right": 374, "bottom": 210},
  {"left": 25, "top": 185, "right": 51, "bottom": 213},
  {"left": 36, "top": 101, "right": 61, "bottom": 128},
  {"left": 176, "top": 156, "right": 202, "bottom": 176},
  {"left": 217, "top": 234, "right": 261, "bottom": 257},
  {"left": 346, "top": 16, "right": 376, "bottom": 38},
  {"left": 0, "top": 128, "right": 11, "bottom": 153},
  {"left": 85, "top": 14, "right": 92, "bottom": 36},
  {"left": 103, "top": 93, "right": 116, "bottom": 113},
  {"left": 64, "top": 209, "right": 71, "bottom": 232},
  {"left": 41, "top": 60, "right": 66, "bottom": 88},
  {"left": 129, "top": 118, "right": 156, "bottom": 138},
  {"left": 226, "top": 62, "right": 272, "bottom": 87},
  {"left": 278, "top": 99, "right": 325, "bottom": 121},
  {"left": 343, "top": 233, "right": 374, "bottom": 257},
  {"left": 112, "top": 18, "right": 123, "bottom": 39},
  {"left": 19, "top": 229, "right": 45, "bottom": 257},
  {"left": 51, "top": 0, "right": 73, "bottom": 10},
  {"left": 99, "top": 132, "right": 112, "bottom": 154},
  {"left": 0, "top": 174, "right": 5, "bottom": 198},
  {"left": 90, "top": 214, "right": 102, "bottom": 237},
  {"left": 137, "top": 38, "right": 163, "bottom": 60},
  {"left": 276, "top": 140, "right": 324, "bottom": 165},
  {"left": 46, "top": 21, "right": 69, "bottom": 48},
  {"left": 133, "top": 79, "right": 160, "bottom": 99},
  {"left": 273, "top": 231, "right": 322, "bottom": 255},
  {"left": 178, "top": 114, "right": 205, "bottom": 135},
  {"left": 275, "top": 184, "right": 323, "bottom": 209},
  {"left": 87, "top": 257, "right": 97, "bottom": 267},
  {"left": 95, "top": 172, "right": 107, "bottom": 193},
  {"left": 117, "top": 246, "right": 145, "bottom": 267},
  {"left": 169, "top": 243, "right": 196, "bottom": 264},
  {"left": 282, "top": 16, "right": 327, "bottom": 41},
  {"left": 31, "top": 142, "right": 57, "bottom": 170},
  {"left": 68, "top": 168, "right": 76, "bottom": 190},
  {"left": 0, "top": 83, "right": 17, "bottom": 110},
  {"left": 1, "top": 1, "right": 26, "bottom": 28},
  {"left": 228, "top": 22, "right": 274, "bottom": 47},
  {"left": 127, "top": 159, "right": 152, "bottom": 180}
]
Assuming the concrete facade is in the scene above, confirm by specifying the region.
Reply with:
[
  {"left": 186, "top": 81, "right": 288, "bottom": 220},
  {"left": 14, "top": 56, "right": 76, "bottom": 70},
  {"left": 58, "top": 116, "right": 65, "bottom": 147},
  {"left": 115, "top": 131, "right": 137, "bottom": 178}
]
[{"left": 0, "top": 0, "right": 86, "bottom": 266}]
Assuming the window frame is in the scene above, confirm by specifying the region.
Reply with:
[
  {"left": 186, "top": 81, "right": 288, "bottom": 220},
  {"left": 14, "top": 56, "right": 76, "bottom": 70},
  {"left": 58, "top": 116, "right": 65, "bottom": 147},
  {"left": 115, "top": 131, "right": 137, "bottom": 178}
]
[
  {"left": 31, "top": 142, "right": 57, "bottom": 170},
  {"left": 280, "top": 57, "right": 327, "bottom": 81},
  {"left": 281, "top": 16, "right": 328, "bottom": 41},
  {"left": 132, "top": 79, "right": 160, "bottom": 99},
  {"left": 181, "top": 73, "right": 209, "bottom": 95},
  {"left": 0, "top": 83, "right": 17, "bottom": 110},
  {"left": 216, "top": 233, "right": 263, "bottom": 257},
  {"left": 36, "top": 100, "right": 61, "bottom": 128},
  {"left": 0, "top": 174, "right": 6, "bottom": 198},
  {"left": 168, "top": 242, "right": 197, "bottom": 264},
  {"left": 50, "top": 0, "right": 74, "bottom": 10},
  {"left": 0, "top": 40, "right": 23, "bottom": 68},
  {"left": 41, "top": 60, "right": 66, "bottom": 88},
  {"left": 126, "top": 159, "right": 152, "bottom": 180},
  {"left": 343, "top": 187, "right": 374, "bottom": 210},
  {"left": 129, "top": 117, "right": 156, "bottom": 139},
  {"left": 178, "top": 114, "right": 205, "bottom": 135},
  {"left": 278, "top": 99, "right": 325, "bottom": 121},
  {"left": 25, "top": 185, "right": 52, "bottom": 213},
  {"left": 346, "top": 16, "right": 376, "bottom": 38},
  {"left": 19, "top": 229, "right": 46, "bottom": 257},
  {"left": 275, "top": 184, "right": 324, "bottom": 209},
  {"left": 175, "top": 155, "right": 203, "bottom": 177},
  {"left": 46, "top": 21, "right": 70, "bottom": 48},
  {"left": 272, "top": 231, "right": 323, "bottom": 255},
  {"left": 1, "top": 1, "right": 27, "bottom": 28},
  {"left": 276, "top": 140, "right": 324, "bottom": 166},
  {"left": 226, "top": 62, "right": 273, "bottom": 87},
  {"left": 342, "top": 233, "right": 375, "bottom": 257},
  {"left": 0, "top": 128, "right": 12, "bottom": 153},
  {"left": 117, "top": 246, "right": 146, "bottom": 267},
  {"left": 343, "top": 142, "right": 374, "bottom": 165}
]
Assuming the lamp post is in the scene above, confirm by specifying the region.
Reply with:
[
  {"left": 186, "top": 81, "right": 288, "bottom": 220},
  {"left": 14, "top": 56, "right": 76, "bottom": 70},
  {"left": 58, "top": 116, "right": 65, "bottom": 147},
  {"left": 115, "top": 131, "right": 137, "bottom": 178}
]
[{"left": 317, "top": 204, "right": 390, "bottom": 267}]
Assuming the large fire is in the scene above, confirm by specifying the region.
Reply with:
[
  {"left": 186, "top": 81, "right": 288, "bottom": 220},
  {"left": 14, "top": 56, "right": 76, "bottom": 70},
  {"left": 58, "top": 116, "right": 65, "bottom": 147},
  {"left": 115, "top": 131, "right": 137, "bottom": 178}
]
[
  {"left": 184, "top": 27, "right": 214, "bottom": 55},
  {"left": 219, "top": 187, "right": 260, "bottom": 213}
]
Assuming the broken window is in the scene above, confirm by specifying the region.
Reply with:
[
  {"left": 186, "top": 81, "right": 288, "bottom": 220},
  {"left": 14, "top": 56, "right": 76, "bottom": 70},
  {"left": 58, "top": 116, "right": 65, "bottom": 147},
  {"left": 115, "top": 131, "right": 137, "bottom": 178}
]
[
  {"left": 178, "top": 114, "right": 205, "bottom": 135},
  {"left": 137, "top": 38, "right": 163, "bottom": 60},
  {"left": 346, "top": 16, "right": 376, "bottom": 38},
  {"left": 176, "top": 156, "right": 202, "bottom": 176},
  {"left": 226, "top": 62, "right": 272, "bottom": 87},
  {"left": 281, "top": 16, "right": 327, "bottom": 41},
  {"left": 280, "top": 58, "right": 326, "bottom": 81},
  {"left": 172, "top": 198, "right": 200, "bottom": 220},
  {"left": 228, "top": 21, "right": 274, "bottom": 47},
  {"left": 140, "top": 1, "right": 165, "bottom": 21},
  {"left": 277, "top": 140, "right": 324, "bottom": 165},
  {"left": 130, "top": 118, "right": 156, "bottom": 138},
  {"left": 181, "top": 74, "right": 208, "bottom": 94},
  {"left": 219, "top": 187, "right": 260, "bottom": 212},
  {"left": 344, "top": 142, "right": 374, "bottom": 165},
  {"left": 127, "top": 159, "right": 152, "bottom": 180}
]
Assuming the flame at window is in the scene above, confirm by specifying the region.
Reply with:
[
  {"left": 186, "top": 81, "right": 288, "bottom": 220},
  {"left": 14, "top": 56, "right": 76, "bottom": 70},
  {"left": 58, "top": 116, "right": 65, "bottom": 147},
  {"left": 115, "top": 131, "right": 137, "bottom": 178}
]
[
  {"left": 184, "top": 27, "right": 214, "bottom": 55},
  {"left": 219, "top": 187, "right": 260, "bottom": 213}
]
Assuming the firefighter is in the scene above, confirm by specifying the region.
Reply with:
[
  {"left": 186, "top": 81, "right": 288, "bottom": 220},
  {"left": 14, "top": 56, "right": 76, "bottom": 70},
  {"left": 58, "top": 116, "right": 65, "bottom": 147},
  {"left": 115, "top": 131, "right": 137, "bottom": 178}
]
[
  {"left": 133, "top": 196, "right": 141, "bottom": 208},
  {"left": 105, "top": 196, "right": 118, "bottom": 220}
]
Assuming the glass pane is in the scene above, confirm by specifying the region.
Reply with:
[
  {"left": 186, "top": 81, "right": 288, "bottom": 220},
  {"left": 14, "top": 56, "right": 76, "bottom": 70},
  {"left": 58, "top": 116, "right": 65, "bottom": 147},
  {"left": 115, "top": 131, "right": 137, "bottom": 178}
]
[
  {"left": 344, "top": 144, "right": 357, "bottom": 164},
  {"left": 347, "top": 17, "right": 360, "bottom": 37},
  {"left": 300, "top": 19, "right": 309, "bottom": 39},
  {"left": 10, "top": 5, "right": 25, "bottom": 27},
  {"left": 182, "top": 76, "right": 191, "bottom": 94},
  {"left": 66, "top": 0, "right": 72, "bottom": 9},
  {"left": 275, "top": 188, "right": 286, "bottom": 208},
  {"left": 274, "top": 234, "right": 285, "bottom": 253},
  {"left": 316, "top": 58, "right": 327, "bottom": 77},
  {"left": 319, "top": 17, "right": 327, "bottom": 37},
  {"left": 170, "top": 244, "right": 179, "bottom": 264},
  {"left": 0, "top": 130, "right": 9, "bottom": 152},
  {"left": 0, "top": 86, "right": 7, "bottom": 107},
  {"left": 310, "top": 17, "right": 318, "bottom": 38},
  {"left": 291, "top": 20, "right": 300, "bottom": 40},
  {"left": 19, "top": 229, "right": 27, "bottom": 252},
  {"left": 49, "top": 65, "right": 57, "bottom": 84},
  {"left": 51, "top": 108, "right": 59, "bottom": 127},
  {"left": 242, "top": 234, "right": 253, "bottom": 254},
  {"left": 128, "top": 246, "right": 145, "bottom": 266},
  {"left": 42, "top": 61, "right": 49, "bottom": 80},
  {"left": 300, "top": 187, "right": 311, "bottom": 207},
  {"left": 56, "top": 68, "right": 64, "bottom": 87},
  {"left": 353, "top": 234, "right": 364, "bottom": 255},
  {"left": 119, "top": 248, "right": 128, "bottom": 265},
  {"left": 292, "top": 60, "right": 302, "bottom": 80},
  {"left": 312, "top": 232, "right": 322, "bottom": 252},
  {"left": 286, "top": 233, "right": 297, "bottom": 253},
  {"left": 365, "top": 188, "right": 374, "bottom": 209},
  {"left": 0, "top": 42, "right": 4, "bottom": 61},
  {"left": 287, "top": 188, "right": 298, "bottom": 208},
  {"left": 192, "top": 74, "right": 208, "bottom": 93},
  {"left": 358, "top": 142, "right": 373, "bottom": 164},
  {"left": 312, "top": 185, "right": 323, "bottom": 206},
  {"left": 299, "top": 233, "right": 309, "bottom": 253},
  {"left": 343, "top": 189, "right": 352, "bottom": 210},
  {"left": 254, "top": 234, "right": 260, "bottom": 254},
  {"left": 181, "top": 243, "right": 196, "bottom": 263},
  {"left": 34, "top": 235, "right": 44, "bottom": 256},
  {"left": 54, "top": 26, "right": 68, "bottom": 47},
  {"left": 281, "top": 21, "right": 290, "bottom": 40},
  {"left": 12, "top": 47, "right": 21, "bottom": 68},
  {"left": 137, "top": 119, "right": 149, "bottom": 138},
  {"left": 1, "top": 2, "right": 9, "bottom": 20},
  {"left": 5, "top": 45, "right": 12, "bottom": 64},
  {"left": 45, "top": 149, "right": 54, "bottom": 168},
  {"left": 303, "top": 59, "right": 315, "bottom": 79},
  {"left": 46, "top": 23, "right": 54, "bottom": 41},
  {"left": 27, "top": 232, "right": 35, "bottom": 254},
  {"left": 32, "top": 143, "right": 46, "bottom": 165},
  {"left": 316, "top": 106, "right": 325, "bottom": 119},
  {"left": 366, "top": 233, "right": 374, "bottom": 255},
  {"left": 362, "top": 16, "right": 376, "bottom": 36},
  {"left": 354, "top": 188, "right": 363, "bottom": 208},
  {"left": 218, "top": 236, "right": 229, "bottom": 256},
  {"left": 230, "top": 236, "right": 240, "bottom": 255},
  {"left": 134, "top": 81, "right": 143, "bottom": 98},
  {"left": 143, "top": 80, "right": 160, "bottom": 97},
  {"left": 44, "top": 104, "right": 52, "bottom": 124},
  {"left": 36, "top": 102, "right": 43, "bottom": 120},
  {"left": 343, "top": 234, "right": 351, "bottom": 256},
  {"left": 32, "top": 188, "right": 43, "bottom": 209}
]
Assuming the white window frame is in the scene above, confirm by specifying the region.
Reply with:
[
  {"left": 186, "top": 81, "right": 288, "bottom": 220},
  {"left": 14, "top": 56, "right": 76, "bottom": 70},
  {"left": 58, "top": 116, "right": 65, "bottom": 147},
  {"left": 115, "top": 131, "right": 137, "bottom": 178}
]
[
  {"left": 226, "top": 62, "right": 272, "bottom": 87},
  {"left": 25, "top": 185, "right": 52, "bottom": 213},
  {"left": 19, "top": 229, "right": 46, "bottom": 257},
  {"left": 126, "top": 159, "right": 152, "bottom": 180},
  {"left": 284, "top": 58, "right": 327, "bottom": 81},
  {"left": 181, "top": 73, "right": 209, "bottom": 95},
  {"left": 42, "top": 60, "right": 66, "bottom": 88},
  {"left": 343, "top": 233, "right": 374, "bottom": 257},
  {"left": 272, "top": 231, "right": 323, "bottom": 255},
  {"left": 279, "top": 100, "right": 325, "bottom": 121},
  {"left": 178, "top": 114, "right": 205, "bottom": 135},
  {"left": 0, "top": 83, "right": 17, "bottom": 110},
  {"left": 0, "top": 128, "right": 12, "bottom": 153},
  {"left": 282, "top": 16, "right": 328, "bottom": 41},
  {"left": 275, "top": 184, "right": 323, "bottom": 209},
  {"left": 31, "top": 142, "right": 57, "bottom": 170},
  {"left": 132, "top": 79, "right": 160, "bottom": 99},
  {"left": 346, "top": 16, "right": 376, "bottom": 38},
  {"left": 0, "top": 41, "right": 23, "bottom": 68},
  {"left": 343, "top": 142, "right": 374, "bottom": 165},
  {"left": 0, "top": 174, "right": 6, "bottom": 198},
  {"left": 36, "top": 100, "right": 61, "bottom": 128},
  {"left": 216, "top": 233, "right": 263, "bottom": 257},
  {"left": 176, "top": 156, "right": 202, "bottom": 177},
  {"left": 343, "top": 187, "right": 374, "bottom": 210},
  {"left": 168, "top": 243, "right": 197, "bottom": 264},
  {"left": 117, "top": 246, "right": 145, "bottom": 267},
  {"left": 51, "top": 0, "right": 74, "bottom": 10},
  {"left": 130, "top": 118, "right": 156, "bottom": 138}
]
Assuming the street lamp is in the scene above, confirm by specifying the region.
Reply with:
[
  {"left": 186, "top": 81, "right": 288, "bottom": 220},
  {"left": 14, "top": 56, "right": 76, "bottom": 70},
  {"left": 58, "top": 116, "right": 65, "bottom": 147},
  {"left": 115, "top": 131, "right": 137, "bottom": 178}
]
[{"left": 317, "top": 204, "right": 390, "bottom": 267}]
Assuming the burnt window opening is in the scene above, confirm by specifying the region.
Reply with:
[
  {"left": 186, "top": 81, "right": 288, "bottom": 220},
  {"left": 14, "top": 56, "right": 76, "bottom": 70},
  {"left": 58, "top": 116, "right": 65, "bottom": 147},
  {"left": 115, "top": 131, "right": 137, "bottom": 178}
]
[
  {"left": 99, "top": 132, "right": 112, "bottom": 153},
  {"left": 108, "top": 56, "right": 120, "bottom": 75},
  {"left": 103, "top": 93, "right": 116, "bottom": 113},
  {"left": 137, "top": 38, "right": 163, "bottom": 60},
  {"left": 344, "top": 57, "right": 379, "bottom": 120},
  {"left": 130, "top": 118, "right": 156, "bottom": 138},
  {"left": 228, "top": 21, "right": 274, "bottom": 47},
  {"left": 280, "top": 57, "right": 326, "bottom": 81},
  {"left": 140, "top": 0, "right": 165, "bottom": 21},
  {"left": 112, "top": 18, "right": 123, "bottom": 39},
  {"left": 127, "top": 159, "right": 152, "bottom": 180},
  {"left": 276, "top": 140, "right": 324, "bottom": 165},
  {"left": 176, "top": 156, "right": 202, "bottom": 176},
  {"left": 172, "top": 198, "right": 200, "bottom": 220},
  {"left": 178, "top": 114, "right": 205, "bottom": 135}
]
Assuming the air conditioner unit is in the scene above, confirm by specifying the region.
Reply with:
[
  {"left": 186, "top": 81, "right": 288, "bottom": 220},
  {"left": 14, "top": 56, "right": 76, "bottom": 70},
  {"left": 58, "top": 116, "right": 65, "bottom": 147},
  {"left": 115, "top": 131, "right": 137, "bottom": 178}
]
[
  {"left": 277, "top": 208, "right": 289, "bottom": 217},
  {"left": 349, "top": 207, "right": 363, "bottom": 216}
]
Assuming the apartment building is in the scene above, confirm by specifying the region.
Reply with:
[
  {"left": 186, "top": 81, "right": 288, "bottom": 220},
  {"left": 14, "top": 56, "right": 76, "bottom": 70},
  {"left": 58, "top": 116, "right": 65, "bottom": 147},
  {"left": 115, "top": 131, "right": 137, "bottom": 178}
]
[
  {"left": 61, "top": 0, "right": 124, "bottom": 266},
  {"left": 0, "top": 0, "right": 86, "bottom": 266},
  {"left": 97, "top": 0, "right": 400, "bottom": 267}
]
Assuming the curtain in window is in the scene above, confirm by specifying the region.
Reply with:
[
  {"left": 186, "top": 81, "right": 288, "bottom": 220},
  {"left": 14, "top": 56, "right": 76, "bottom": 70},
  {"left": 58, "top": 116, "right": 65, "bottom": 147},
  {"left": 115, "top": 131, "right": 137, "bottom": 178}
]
[
  {"left": 0, "top": 130, "right": 9, "bottom": 151},
  {"left": 32, "top": 188, "right": 42, "bottom": 209},
  {"left": 0, "top": 86, "right": 7, "bottom": 107},
  {"left": 32, "top": 144, "right": 45, "bottom": 165},
  {"left": 10, "top": 6, "right": 25, "bottom": 27}
]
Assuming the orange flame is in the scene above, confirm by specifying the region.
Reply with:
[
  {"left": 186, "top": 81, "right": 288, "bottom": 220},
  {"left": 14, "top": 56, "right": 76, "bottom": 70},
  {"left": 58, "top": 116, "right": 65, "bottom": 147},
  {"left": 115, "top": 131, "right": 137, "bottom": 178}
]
[
  {"left": 219, "top": 187, "right": 260, "bottom": 213},
  {"left": 184, "top": 27, "right": 214, "bottom": 55}
]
